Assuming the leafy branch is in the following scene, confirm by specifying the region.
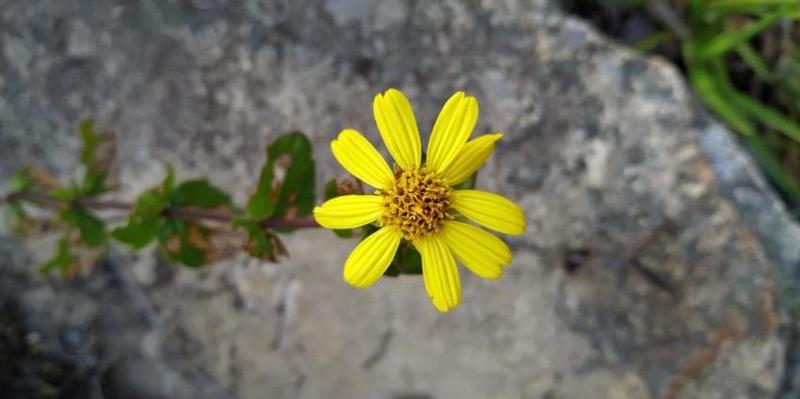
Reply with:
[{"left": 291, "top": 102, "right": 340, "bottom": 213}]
[{"left": 1, "top": 120, "right": 328, "bottom": 275}]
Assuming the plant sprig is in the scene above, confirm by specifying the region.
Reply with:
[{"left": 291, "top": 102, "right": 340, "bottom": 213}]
[{"left": 1, "top": 120, "right": 320, "bottom": 275}]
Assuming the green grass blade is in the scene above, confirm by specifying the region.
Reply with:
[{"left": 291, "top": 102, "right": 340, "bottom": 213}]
[
  {"left": 700, "top": 12, "right": 783, "bottom": 58},
  {"left": 705, "top": 0, "right": 799, "bottom": 13},
  {"left": 686, "top": 57, "right": 756, "bottom": 135},
  {"left": 705, "top": 57, "right": 800, "bottom": 143},
  {"left": 731, "top": 93, "right": 800, "bottom": 142},
  {"left": 633, "top": 31, "right": 675, "bottom": 52},
  {"left": 744, "top": 134, "right": 800, "bottom": 204},
  {"left": 736, "top": 42, "right": 773, "bottom": 81}
]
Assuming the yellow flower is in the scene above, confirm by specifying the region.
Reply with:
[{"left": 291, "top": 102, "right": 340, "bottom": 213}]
[{"left": 314, "top": 89, "right": 526, "bottom": 312}]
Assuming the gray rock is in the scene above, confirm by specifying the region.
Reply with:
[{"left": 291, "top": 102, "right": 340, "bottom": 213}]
[{"left": 0, "top": 0, "right": 791, "bottom": 398}]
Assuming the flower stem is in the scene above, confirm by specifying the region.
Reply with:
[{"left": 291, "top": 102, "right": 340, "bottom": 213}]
[{"left": 2, "top": 190, "right": 321, "bottom": 230}]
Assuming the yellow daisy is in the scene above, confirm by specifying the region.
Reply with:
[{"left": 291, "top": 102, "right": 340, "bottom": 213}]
[{"left": 314, "top": 89, "right": 526, "bottom": 312}]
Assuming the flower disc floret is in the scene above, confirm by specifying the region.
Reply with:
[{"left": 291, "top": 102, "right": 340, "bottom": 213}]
[{"left": 379, "top": 168, "right": 452, "bottom": 240}]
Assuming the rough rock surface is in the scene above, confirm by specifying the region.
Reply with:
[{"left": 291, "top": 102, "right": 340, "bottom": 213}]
[{"left": 0, "top": 0, "right": 791, "bottom": 398}]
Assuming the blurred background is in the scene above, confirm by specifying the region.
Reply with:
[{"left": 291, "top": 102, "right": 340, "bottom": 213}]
[{"left": 1, "top": 1, "right": 799, "bottom": 398}]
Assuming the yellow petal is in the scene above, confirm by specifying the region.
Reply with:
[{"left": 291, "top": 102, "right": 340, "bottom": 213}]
[
  {"left": 373, "top": 89, "right": 421, "bottom": 170},
  {"left": 441, "top": 221, "right": 511, "bottom": 279},
  {"left": 440, "top": 133, "right": 503, "bottom": 185},
  {"left": 343, "top": 226, "right": 402, "bottom": 288},
  {"left": 313, "top": 195, "right": 383, "bottom": 229},
  {"left": 414, "top": 236, "right": 461, "bottom": 313},
  {"left": 452, "top": 190, "right": 526, "bottom": 235},
  {"left": 426, "top": 92, "right": 479, "bottom": 173},
  {"left": 331, "top": 129, "right": 394, "bottom": 189}
]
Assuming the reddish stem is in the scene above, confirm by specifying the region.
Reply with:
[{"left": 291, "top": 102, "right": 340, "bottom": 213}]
[{"left": 2, "top": 190, "right": 321, "bottom": 230}]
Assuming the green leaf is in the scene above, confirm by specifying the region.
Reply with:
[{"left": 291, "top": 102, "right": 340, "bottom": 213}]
[
  {"left": 61, "top": 208, "right": 107, "bottom": 247},
  {"left": 393, "top": 243, "right": 423, "bottom": 275},
  {"left": 133, "top": 191, "right": 169, "bottom": 219},
  {"left": 111, "top": 217, "right": 164, "bottom": 250},
  {"left": 161, "top": 164, "right": 175, "bottom": 197},
  {"left": 383, "top": 263, "right": 401, "bottom": 277},
  {"left": 78, "top": 119, "right": 115, "bottom": 196},
  {"left": 362, "top": 223, "right": 379, "bottom": 237},
  {"left": 323, "top": 179, "right": 354, "bottom": 238},
  {"left": 235, "top": 219, "right": 272, "bottom": 257},
  {"left": 50, "top": 186, "right": 81, "bottom": 201},
  {"left": 247, "top": 132, "right": 316, "bottom": 220},
  {"left": 272, "top": 132, "right": 315, "bottom": 217},
  {"left": 234, "top": 217, "right": 288, "bottom": 261},
  {"left": 158, "top": 219, "right": 208, "bottom": 267},
  {"left": 170, "top": 179, "right": 231, "bottom": 209},
  {"left": 79, "top": 120, "right": 101, "bottom": 171},
  {"left": 39, "top": 236, "right": 74, "bottom": 274},
  {"left": 159, "top": 218, "right": 185, "bottom": 240},
  {"left": 384, "top": 242, "right": 422, "bottom": 277},
  {"left": 247, "top": 157, "right": 276, "bottom": 219},
  {"left": 112, "top": 189, "right": 169, "bottom": 249},
  {"left": 6, "top": 202, "right": 28, "bottom": 236},
  {"left": 9, "top": 168, "right": 33, "bottom": 192},
  {"left": 171, "top": 237, "right": 206, "bottom": 267}
]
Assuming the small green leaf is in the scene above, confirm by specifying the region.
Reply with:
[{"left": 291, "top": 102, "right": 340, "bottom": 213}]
[
  {"left": 10, "top": 168, "right": 33, "bottom": 192},
  {"left": 392, "top": 243, "right": 422, "bottom": 275},
  {"left": 62, "top": 208, "right": 106, "bottom": 247},
  {"left": 111, "top": 217, "right": 164, "bottom": 250},
  {"left": 79, "top": 120, "right": 101, "bottom": 171},
  {"left": 113, "top": 189, "right": 169, "bottom": 250},
  {"left": 247, "top": 159, "right": 276, "bottom": 219},
  {"left": 170, "top": 179, "right": 231, "bottom": 209},
  {"left": 271, "top": 132, "right": 315, "bottom": 217},
  {"left": 174, "top": 241, "right": 205, "bottom": 267},
  {"left": 77, "top": 213, "right": 106, "bottom": 247},
  {"left": 159, "top": 218, "right": 185, "bottom": 240},
  {"left": 6, "top": 202, "right": 28, "bottom": 236},
  {"left": 39, "top": 236, "right": 74, "bottom": 274},
  {"left": 161, "top": 164, "right": 175, "bottom": 197},
  {"left": 133, "top": 191, "right": 168, "bottom": 219},
  {"left": 362, "top": 223, "right": 379, "bottom": 237},
  {"left": 170, "top": 237, "right": 206, "bottom": 267},
  {"left": 50, "top": 186, "right": 81, "bottom": 201},
  {"left": 247, "top": 132, "right": 316, "bottom": 220},
  {"left": 383, "top": 263, "right": 401, "bottom": 277},
  {"left": 78, "top": 119, "right": 115, "bottom": 196}
]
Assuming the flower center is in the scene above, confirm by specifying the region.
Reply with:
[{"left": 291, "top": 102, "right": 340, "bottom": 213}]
[{"left": 379, "top": 168, "right": 452, "bottom": 240}]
